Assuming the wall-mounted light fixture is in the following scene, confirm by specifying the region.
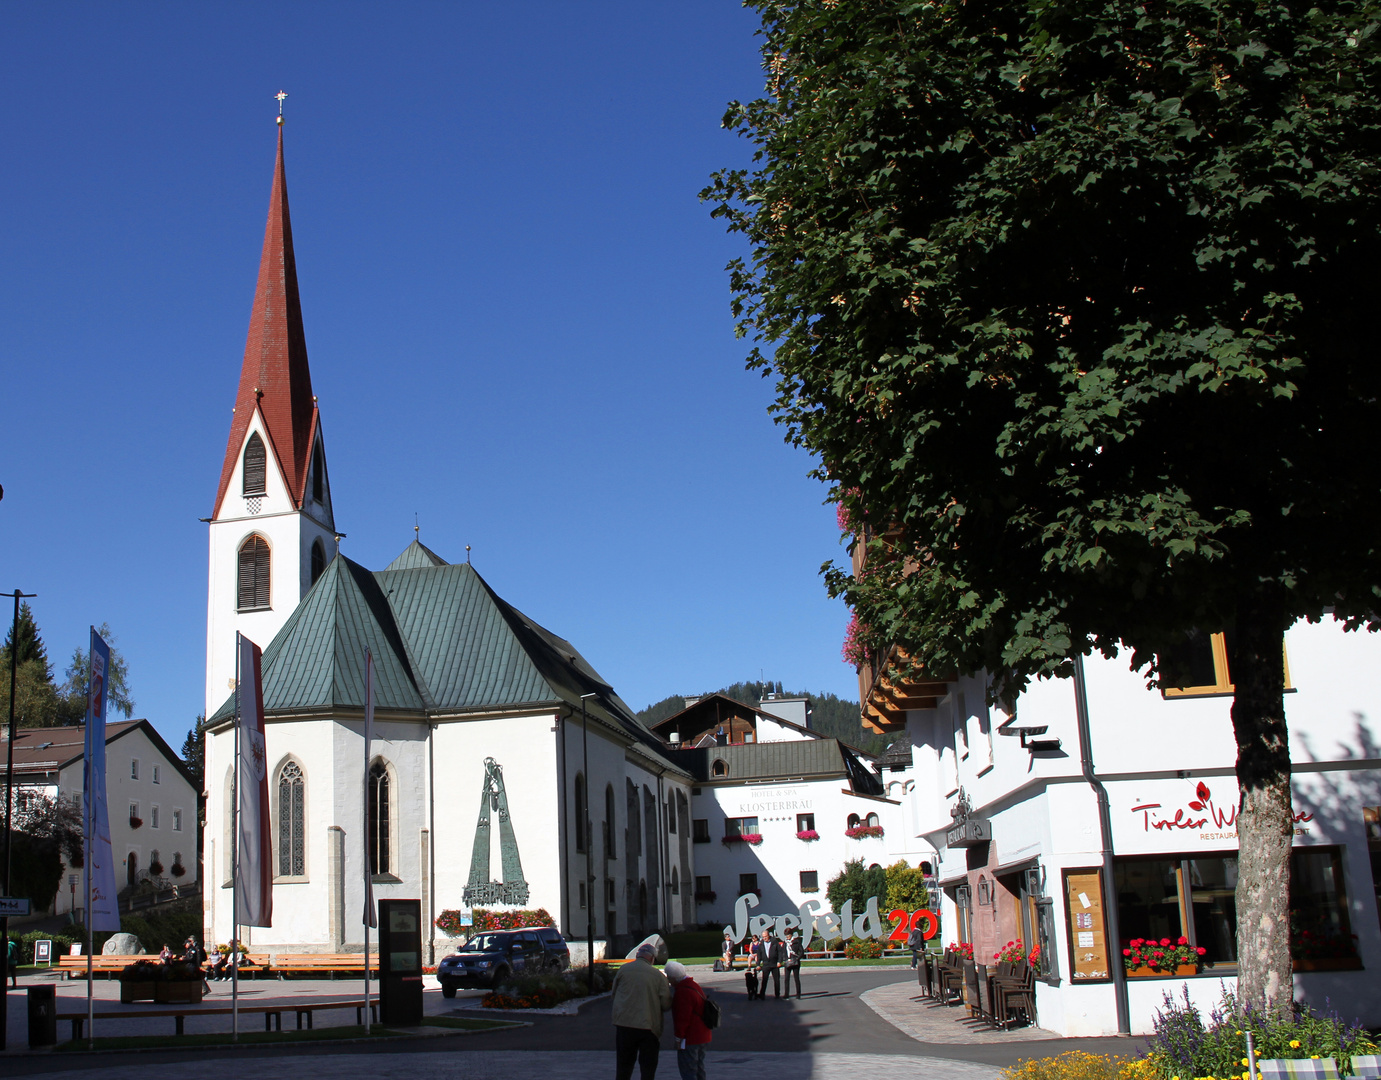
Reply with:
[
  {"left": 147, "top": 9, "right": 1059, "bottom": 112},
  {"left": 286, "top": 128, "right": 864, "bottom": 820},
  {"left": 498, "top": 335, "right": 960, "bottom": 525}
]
[{"left": 977, "top": 874, "right": 992, "bottom": 906}]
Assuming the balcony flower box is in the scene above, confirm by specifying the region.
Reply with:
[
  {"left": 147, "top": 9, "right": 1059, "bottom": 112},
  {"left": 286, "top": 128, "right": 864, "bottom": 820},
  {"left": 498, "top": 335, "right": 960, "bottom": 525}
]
[
  {"left": 844, "top": 825, "right": 884, "bottom": 839},
  {"left": 796, "top": 829, "right": 820, "bottom": 841},
  {"left": 694, "top": 890, "right": 716, "bottom": 904},
  {"left": 722, "top": 833, "right": 763, "bottom": 846},
  {"left": 129, "top": 816, "right": 143, "bottom": 830},
  {"left": 1127, "top": 964, "right": 1199, "bottom": 978}
]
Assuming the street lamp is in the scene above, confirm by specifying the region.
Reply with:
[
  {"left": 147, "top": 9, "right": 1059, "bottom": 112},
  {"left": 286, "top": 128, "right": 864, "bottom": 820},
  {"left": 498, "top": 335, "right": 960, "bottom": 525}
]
[
  {"left": 2, "top": 588, "right": 37, "bottom": 1052},
  {"left": 580, "top": 692, "right": 598, "bottom": 994}
]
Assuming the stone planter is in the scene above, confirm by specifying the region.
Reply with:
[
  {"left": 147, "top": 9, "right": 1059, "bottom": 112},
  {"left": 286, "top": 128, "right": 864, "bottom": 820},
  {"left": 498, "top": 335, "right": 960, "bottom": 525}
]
[
  {"left": 155, "top": 981, "right": 204, "bottom": 1003},
  {"left": 120, "top": 981, "right": 157, "bottom": 1003},
  {"left": 1126, "top": 963, "right": 1198, "bottom": 978}
]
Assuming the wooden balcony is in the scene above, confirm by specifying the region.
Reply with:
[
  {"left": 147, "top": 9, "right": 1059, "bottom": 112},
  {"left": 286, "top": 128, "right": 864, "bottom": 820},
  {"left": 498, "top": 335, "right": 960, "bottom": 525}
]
[{"left": 859, "top": 644, "right": 953, "bottom": 734}]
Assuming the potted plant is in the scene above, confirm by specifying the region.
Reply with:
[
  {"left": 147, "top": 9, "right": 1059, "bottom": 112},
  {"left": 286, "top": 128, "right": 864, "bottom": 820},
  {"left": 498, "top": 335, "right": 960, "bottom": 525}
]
[
  {"left": 155, "top": 959, "right": 205, "bottom": 1003},
  {"left": 694, "top": 889, "right": 717, "bottom": 904},
  {"left": 148, "top": 859, "right": 164, "bottom": 876},
  {"left": 844, "top": 824, "right": 884, "bottom": 839},
  {"left": 170, "top": 860, "right": 186, "bottom": 878},
  {"left": 129, "top": 815, "right": 143, "bottom": 830},
  {"left": 119, "top": 959, "right": 161, "bottom": 1003},
  {"left": 1122, "top": 936, "right": 1205, "bottom": 976},
  {"left": 796, "top": 829, "right": 820, "bottom": 841},
  {"left": 993, "top": 939, "right": 1027, "bottom": 965}
]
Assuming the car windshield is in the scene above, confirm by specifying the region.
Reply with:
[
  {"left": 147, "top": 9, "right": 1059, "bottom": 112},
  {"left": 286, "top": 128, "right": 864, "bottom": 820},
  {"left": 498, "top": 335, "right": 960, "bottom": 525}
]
[{"left": 463, "top": 934, "right": 507, "bottom": 953}]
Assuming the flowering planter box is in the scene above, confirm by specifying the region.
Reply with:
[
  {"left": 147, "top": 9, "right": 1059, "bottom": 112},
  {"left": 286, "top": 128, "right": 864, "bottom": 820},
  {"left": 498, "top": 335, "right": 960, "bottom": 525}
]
[
  {"left": 1126, "top": 964, "right": 1198, "bottom": 978},
  {"left": 120, "top": 981, "right": 158, "bottom": 1003},
  {"left": 155, "top": 982, "right": 204, "bottom": 1003}
]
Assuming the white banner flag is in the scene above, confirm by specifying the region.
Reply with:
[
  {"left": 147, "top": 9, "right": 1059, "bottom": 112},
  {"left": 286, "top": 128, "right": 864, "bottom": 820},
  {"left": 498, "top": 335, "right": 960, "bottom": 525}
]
[
  {"left": 236, "top": 634, "right": 273, "bottom": 927},
  {"left": 83, "top": 628, "right": 121, "bottom": 932},
  {"left": 363, "top": 648, "right": 377, "bottom": 929}
]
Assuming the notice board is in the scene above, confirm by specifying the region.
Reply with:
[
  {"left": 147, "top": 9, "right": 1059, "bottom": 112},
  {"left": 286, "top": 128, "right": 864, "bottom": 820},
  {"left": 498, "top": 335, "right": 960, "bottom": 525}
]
[{"left": 1063, "top": 868, "right": 1111, "bottom": 981}]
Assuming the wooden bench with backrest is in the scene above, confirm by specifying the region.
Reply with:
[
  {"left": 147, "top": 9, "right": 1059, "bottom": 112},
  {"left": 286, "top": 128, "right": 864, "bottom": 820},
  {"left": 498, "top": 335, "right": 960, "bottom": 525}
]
[
  {"left": 59, "top": 998, "right": 379, "bottom": 1040},
  {"left": 268, "top": 953, "right": 379, "bottom": 977}
]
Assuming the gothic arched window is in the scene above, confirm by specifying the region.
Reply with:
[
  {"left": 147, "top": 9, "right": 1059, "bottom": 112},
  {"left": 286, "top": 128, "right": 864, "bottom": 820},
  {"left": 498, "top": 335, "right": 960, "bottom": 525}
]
[
  {"left": 238, "top": 535, "right": 271, "bottom": 610},
  {"left": 277, "top": 760, "right": 306, "bottom": 878},
  {"left": 243, "top": 432, "right": 267, "bottom": 496},
  {"left": 574, "top": 773, "right": 587, "bottom": 853},
  {"left": 310, "top": 538, "right": 326, "bottom": 586},
  {"left": 369, "top": 760, "right": 392, "bottom": 876}
]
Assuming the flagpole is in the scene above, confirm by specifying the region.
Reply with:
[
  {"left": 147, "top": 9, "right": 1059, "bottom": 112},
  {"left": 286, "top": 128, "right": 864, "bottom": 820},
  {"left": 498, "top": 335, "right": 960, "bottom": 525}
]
[
  {"left": 231, "top": 633, "right": 240, "bottom": 1041},
  {"left": 363, "top": 648, "right": 372, "bottom": 1036},
  {"left": 84, "top": 629, "right": 93, "bottom": 1048}
]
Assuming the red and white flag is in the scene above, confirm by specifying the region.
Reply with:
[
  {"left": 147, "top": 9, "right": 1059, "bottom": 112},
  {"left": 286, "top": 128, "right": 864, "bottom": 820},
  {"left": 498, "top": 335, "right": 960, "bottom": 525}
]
[{"left": 237, "top": 634, "right": 273, "bottom": 927}]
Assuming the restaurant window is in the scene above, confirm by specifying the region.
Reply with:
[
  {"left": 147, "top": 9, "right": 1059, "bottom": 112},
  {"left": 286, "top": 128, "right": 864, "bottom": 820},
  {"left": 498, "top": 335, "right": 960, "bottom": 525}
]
[
  {"left": 692, "top": 819, "right": 711, "bottom": 843},
  {"left": 1161, "top": 629, "right": 1292, "bottom": 699},
  {"left": 797, "top": 813, "right": 815, "bottom": 832},
  {"left": 1114, "top": 848, "right": 1357, "bottom": 970},
  {"left": 800, "top": 870, "right": 819, "bottom": 892},
  {"left": 724, "top": 816, "right": 759, "bottom": 839}
]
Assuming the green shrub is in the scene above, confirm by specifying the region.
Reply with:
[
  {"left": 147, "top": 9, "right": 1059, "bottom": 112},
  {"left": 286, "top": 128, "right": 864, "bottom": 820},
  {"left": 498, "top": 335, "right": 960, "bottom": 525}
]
[{"left": 1148, "top": 987, "right": 1379, "bottom": 1079}]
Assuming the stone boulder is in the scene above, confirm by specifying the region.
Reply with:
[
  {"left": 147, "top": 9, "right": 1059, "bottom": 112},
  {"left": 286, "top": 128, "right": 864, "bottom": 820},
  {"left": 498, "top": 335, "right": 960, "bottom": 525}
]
[
  {"left": 625, "top": 933, "right": 668, "bottom": 965},
  {"left": 102, "top": 933, "right": 145, "bottom": 955}
]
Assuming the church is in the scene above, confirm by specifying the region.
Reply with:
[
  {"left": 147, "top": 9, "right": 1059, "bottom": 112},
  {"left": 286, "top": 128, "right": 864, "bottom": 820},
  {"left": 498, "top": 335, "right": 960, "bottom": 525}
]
[{"left": 201, "top": 125, "right": 697, "bottom": 962}]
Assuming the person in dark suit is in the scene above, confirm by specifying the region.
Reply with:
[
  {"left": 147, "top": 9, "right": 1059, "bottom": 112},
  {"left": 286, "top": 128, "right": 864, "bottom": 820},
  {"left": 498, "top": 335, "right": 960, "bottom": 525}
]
[
  {"left": 745, "top": 935, "right": 766, "bottom": 999},
  {"left": 760, "top": 930, "right": 787, "bottom": 999}
]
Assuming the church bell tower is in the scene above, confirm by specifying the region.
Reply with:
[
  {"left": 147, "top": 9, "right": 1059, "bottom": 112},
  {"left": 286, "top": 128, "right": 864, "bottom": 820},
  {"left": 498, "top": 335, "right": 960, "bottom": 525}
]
[{"left": 205, "top": 121, "right": 337, "bottom": 719}]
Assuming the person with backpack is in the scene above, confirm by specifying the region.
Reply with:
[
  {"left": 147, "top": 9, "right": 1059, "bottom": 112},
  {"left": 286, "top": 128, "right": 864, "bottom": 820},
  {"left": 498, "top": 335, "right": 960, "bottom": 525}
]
[
  {"left": 6, "top": 937, "right": 18, "bottom": 987},
  {"left": 906, "top": 922, "right": 926, "bottom": 969},
  {"left": 666, "top": 961, "right": 713, "bottom": 1080}
]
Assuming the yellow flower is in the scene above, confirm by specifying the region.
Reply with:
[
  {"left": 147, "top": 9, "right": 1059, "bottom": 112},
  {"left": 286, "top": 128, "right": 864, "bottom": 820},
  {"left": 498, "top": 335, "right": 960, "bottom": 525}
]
[
  {"left": 1242, "top": 1060, "right": 1250, "bottom": 1067},
  {"left": 1312, "top": 1057, "right": 1321, "bottom": 1060},
  {"left": 1290, "top": 1042, "right": 1301, "bottom": 1049}
]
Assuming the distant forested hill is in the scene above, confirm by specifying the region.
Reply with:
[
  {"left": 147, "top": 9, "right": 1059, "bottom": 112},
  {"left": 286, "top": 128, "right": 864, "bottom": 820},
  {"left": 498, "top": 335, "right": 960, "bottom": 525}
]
[{"left": 634, "top": 679, "right": 890, "bottom": 756}]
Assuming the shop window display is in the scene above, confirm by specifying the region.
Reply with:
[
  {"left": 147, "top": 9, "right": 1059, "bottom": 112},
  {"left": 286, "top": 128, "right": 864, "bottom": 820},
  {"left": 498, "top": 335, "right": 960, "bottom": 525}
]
[{"left": 1114, "top": 847, "right": 1356, "bottom": 973}]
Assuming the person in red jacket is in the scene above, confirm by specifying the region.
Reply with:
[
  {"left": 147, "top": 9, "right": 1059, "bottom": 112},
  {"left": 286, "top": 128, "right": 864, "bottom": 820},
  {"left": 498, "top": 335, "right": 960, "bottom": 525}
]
[{"left": 665, "top": 961, "right": 711, "bottom": 1080}]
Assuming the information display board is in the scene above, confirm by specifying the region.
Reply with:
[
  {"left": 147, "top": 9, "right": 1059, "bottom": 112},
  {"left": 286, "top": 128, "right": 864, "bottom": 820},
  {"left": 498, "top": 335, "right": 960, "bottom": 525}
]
[
  {"left": 34, "top": 940, "right": 52, "bottom": 966},
  {"left": 1063, "top": 868, "right": 1111, "bottom": 982},
  {"left": 377, "top": 898, "right": 424, "bottom": 1026}
]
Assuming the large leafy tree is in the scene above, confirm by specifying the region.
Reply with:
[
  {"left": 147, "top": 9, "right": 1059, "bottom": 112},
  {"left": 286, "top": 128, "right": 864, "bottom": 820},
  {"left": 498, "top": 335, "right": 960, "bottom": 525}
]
[
  {"left": 58, "top": 622, "right": 134, "bottom": 720},
  {"left": 705, "top": 0, "right": 1381, "bottom": 1012}
]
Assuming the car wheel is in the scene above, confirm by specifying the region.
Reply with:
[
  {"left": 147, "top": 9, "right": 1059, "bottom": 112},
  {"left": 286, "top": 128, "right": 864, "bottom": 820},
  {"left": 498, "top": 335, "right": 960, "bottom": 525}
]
[{"left": 441, "top": 985, "right": 456, "bottom": 999}]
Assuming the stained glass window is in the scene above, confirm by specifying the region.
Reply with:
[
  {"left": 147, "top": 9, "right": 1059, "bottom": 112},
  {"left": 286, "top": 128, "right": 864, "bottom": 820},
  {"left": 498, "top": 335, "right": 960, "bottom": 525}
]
[{"left": 278, "top": 761, "right": 305, "bottom": 877}]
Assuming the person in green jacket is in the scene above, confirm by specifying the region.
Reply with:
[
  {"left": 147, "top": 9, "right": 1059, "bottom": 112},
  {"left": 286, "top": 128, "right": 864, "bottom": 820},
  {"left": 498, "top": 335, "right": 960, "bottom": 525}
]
[
  {"left": 6, "top": 938, "right": 18, "bottom": 987},
  {"left": 611, "top": 943, "right": 673, "bottom": 1080}
]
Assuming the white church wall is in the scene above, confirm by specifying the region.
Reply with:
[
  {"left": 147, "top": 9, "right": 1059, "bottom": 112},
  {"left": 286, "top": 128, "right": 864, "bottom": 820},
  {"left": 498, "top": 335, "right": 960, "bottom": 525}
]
[{"left": 431, "top": 713, "right": 564, "bottom": 937}]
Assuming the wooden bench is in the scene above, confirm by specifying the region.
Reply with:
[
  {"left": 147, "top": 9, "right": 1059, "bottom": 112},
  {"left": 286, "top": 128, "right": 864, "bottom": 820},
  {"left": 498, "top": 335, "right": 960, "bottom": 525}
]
[
  {"left": 203, "top": 954, "right": 272, "bottom": 979},
  {"left": 57, "top": 956, "right": 140, "bottom": 979},
  {"left": 59, "top": 999, "right": 379, "bottom": 1040},
  {"left": 268, "top": 954, "right": 379, "bottom": 978}
]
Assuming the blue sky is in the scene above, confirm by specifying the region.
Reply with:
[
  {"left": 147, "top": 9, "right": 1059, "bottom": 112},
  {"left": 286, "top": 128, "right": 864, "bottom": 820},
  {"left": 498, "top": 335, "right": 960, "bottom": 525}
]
[{"left": 0, "top": 2, "right": 859, "bottom": 752}]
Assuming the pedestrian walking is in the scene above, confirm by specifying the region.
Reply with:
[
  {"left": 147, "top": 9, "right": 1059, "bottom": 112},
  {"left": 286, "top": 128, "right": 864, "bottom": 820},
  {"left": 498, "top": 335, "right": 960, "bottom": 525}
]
[
  {"left": 906, "top": 922, "right": 925, "bottom": 969},
  {"left": 759, "top": 929, "right": 786, "bottom": 999},
  {"left": 666, "top": 961, "right": 712, "bottom": 1080},
  {"left": 6, "top": 936, "right": 18, "bottom": 987},
  {"left": 784, "top": 929, "right": 804, "bottom": 998},
  {"left": 746, "top": 932, "right": 768, "bottom": 1000},
  {"left": 611, "top": 942, "right": 673, "bottom": 1080}
]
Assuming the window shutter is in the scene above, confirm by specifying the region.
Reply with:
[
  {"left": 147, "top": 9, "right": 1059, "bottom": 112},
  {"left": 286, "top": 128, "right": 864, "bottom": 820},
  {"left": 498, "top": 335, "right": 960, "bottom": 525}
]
[
  {"left": 243, "top": 433, "right": 267, "bottom": 495},
  {"left": 238, "top": 535, "right": 271, "bottom": 610}
]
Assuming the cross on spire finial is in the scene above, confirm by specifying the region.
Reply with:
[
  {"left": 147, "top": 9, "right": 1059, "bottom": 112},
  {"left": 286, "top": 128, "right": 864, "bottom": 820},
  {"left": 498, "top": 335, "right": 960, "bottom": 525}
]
[{"left": 276, "top": 90, "right": 288, "bottom": 125}]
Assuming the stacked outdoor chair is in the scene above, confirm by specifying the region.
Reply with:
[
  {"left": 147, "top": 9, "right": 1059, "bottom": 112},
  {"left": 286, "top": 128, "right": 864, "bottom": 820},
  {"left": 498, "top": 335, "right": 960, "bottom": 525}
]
[
  {"left": 936, "top": 948, "right": 965, "bottom": 1005},
  {"left": 916, "top": 953, "right": 931, "bottom": 997},
  {"left": 963, "top": 961, "right": 1002, "bottom": 1027},
  {"left": 990, "top": 961, "right": 1037, "bottom": 1030}
]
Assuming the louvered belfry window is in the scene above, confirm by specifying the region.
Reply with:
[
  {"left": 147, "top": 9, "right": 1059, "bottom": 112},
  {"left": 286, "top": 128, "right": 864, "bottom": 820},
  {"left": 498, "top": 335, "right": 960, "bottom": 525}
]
[
  {"left": 243, "top": 433, "right": 267, "bottom": 496},
  {"left": 238, "top": 535, "right": 271, "bottom": 610}
]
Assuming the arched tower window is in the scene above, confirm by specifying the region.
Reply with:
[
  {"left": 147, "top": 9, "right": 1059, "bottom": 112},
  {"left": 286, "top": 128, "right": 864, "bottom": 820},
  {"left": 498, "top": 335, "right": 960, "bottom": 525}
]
[
  {"left": 310, "top": 539, "right": 326, "bottom": 586},
  {"left": 277, "top": 760, "right": 306, "bottom": 878},
  {"left": 711, "top": 759, "right": 728, "bottom": 778},
  {"left": 574, "top": 773, "right": 587, "bottom": 853},
  {"left": 369, "top": 760, "right": 392, "bottom": 876},
  {"left": 243, "top": 432, "right": 267, "bottom": 496},
  {"left": 311, "top": 441, "right": 324, "bottom": 503},
  {"left": 238, "top": 535, "right": 271, "bottom": 610}
]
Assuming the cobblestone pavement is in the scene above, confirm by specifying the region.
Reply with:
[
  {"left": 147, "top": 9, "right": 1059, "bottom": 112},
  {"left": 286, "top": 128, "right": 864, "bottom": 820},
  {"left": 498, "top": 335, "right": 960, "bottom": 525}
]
[{"left": 861, "top": 980, "right": 1062, "bottom": 1044}]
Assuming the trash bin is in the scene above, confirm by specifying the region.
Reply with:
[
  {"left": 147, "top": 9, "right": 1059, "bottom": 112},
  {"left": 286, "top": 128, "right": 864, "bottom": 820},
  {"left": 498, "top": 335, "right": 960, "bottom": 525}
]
[{"left": 28, "top": 984, "right": 57, "bottom": 1047}]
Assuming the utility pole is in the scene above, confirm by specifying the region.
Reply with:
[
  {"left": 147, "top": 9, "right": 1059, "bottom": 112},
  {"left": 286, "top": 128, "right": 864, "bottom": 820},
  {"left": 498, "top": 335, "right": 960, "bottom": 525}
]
[
  {"left": 2, "top": 588, "right": 37, "bottom": 1051},
  {"left": 580, "top": 692, "right": 597, "bottom": 993}
]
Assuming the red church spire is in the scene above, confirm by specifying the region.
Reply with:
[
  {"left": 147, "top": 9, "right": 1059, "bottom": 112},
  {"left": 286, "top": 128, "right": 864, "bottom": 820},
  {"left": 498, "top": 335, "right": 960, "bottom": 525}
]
[{"left": 212, "top": 125, "right": 319, "bottom": 517}]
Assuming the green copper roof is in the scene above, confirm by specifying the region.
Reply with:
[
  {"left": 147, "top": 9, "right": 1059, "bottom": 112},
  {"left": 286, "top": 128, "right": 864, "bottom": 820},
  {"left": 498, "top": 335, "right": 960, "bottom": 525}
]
[
  {"left": 210, "top": 546, "right": 649, "bottom": 745},
  {"left": 383, "top": 539, "right": 448, "bottom": 572}
]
